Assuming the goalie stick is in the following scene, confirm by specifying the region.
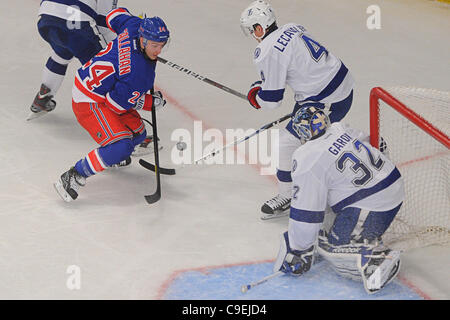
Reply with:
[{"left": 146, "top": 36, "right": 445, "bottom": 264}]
[{"left": 241, "top": 271, "right": 283, "bottom": 293}]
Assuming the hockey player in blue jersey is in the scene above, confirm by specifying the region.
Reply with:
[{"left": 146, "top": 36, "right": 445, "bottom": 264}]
[
  {"left": 54, "top": 8, "right": 170, "bottom": 202},
  {"left": 240, "top": 1, "right": 355, "bottom": 219},
  {"left": 273, "top": 106, "right": 404, "bottom": 294},
  {"left": 29, "top": 0, "right": 119, "bottom": 121}
]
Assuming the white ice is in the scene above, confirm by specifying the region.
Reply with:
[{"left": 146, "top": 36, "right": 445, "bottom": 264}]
[{"left": 0, "top": 0, "right": 448, "bottom": 299}]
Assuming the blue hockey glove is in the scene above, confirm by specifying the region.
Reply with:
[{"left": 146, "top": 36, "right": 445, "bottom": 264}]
[
  {"left": 274, "top": 232, "right": 314, "bottom": 276},
  {"left": 281, "top": 246, "right": 314, "bottom": 276}
]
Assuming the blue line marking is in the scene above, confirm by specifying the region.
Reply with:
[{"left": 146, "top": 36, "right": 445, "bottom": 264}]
[{"left": 163, "top": 261, "right": 423, "bottom": 300}]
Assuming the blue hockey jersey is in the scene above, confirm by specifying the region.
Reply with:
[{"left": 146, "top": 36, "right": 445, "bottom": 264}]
[{"left": 73, "top": 8, "right": 156, "bottom": 114}]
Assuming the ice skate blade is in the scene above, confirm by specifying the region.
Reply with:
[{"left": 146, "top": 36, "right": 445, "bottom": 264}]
[
  {"left": 53, "top": 180, "right": 73, "bottom": 203},
  {"left": 26, "top": 110, "right": 49, "bottom": 121},
  {"left": 260, "top": 211, "right": 289, "bottom": 220}
]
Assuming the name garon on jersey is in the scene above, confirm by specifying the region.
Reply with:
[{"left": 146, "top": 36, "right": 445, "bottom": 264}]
[
  {"left": 273, "top": 25, "right": 306, "bottom": 53},
  {"left": 118, "top": 29, "right": 131, "bottom": 76},
  {"left": 328, "top": 133, "right": 352, "bottom": 155}
]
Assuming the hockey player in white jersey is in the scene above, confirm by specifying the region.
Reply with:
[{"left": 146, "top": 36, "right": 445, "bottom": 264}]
[
  {"left": 240, "top": 1, "right": 355, "bottom": 219},
  {"left": 29, "top": 0, "right": 118, "bottom": 121},
  {"left": 273, "top": 106, "right": 404, "bottom": 294}
]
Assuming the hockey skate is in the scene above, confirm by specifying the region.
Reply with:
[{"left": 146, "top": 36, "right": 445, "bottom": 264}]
[
  {"left": 54, "top": 167, "right": 86, "bottom": 202},
  {"left": 110, "top": 156, "right": 132, "bottom": 168},
  {"left": 131, "top": 135, "right": 162, "bottom": 157},
  {"left": 27, "top": 84, "right": 57, "bottom": 121},
  {"left": 261, "top": 194, "right": 291, "bottom": 220}
]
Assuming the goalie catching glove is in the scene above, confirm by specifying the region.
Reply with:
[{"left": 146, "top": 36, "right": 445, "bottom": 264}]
[
  {"left": 273, "top": 232, "right": 315, "bottom": 276},
  {"left": 134, "top": 91, "right": 166, "bottom": 111},
  {"left": 247, "top": 80, "right": 262, "bottom": 109}
]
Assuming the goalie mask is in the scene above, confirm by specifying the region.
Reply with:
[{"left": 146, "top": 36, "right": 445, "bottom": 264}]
[
  {"left": 240, "top": 0, "right": 276, "bottom": 38},
  {"left": 292, "top": 106, "right": 330, "bottom": 141}
]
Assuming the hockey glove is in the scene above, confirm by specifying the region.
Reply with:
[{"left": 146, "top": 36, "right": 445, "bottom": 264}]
[
  {"left": 134, "top": 91, "right": 166, "bottom": 111},
  {"left": 379, "top": 136, "right": 390, "bottom": 158},
  {"left": 274, "top": 232, "right": 314, "bottom": 276},
  {"left": 281, "top": 246, "right": 314, "bottom": 276},
  {"left": 247, "top": 81, "right": 262, "bottom": 109}
]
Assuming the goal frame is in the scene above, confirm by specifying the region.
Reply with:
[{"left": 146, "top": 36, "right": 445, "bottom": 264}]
[{"left": 369, "top": 87, "right": 450, "bottom": 149}]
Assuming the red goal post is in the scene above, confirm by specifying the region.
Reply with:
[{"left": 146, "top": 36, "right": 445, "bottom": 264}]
[
  {"left": 370, "top": 87, "right": 450, "bottom": 149},
  {"left": 369, "top": 86, "right": 450, "bottom": 250}
]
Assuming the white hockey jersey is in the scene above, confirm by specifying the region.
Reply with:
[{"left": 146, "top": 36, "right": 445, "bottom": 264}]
[
  {"left": 287, "top": 122, "right": 404, "bottom": 251},
  {"left": 253, "top": 23, "right": 354, "bottom": 109},
  {"left": 38, "top": 0, "right": 118, "bottom": 43}
]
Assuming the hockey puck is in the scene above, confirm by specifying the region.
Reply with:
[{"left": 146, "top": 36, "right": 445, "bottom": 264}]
[{"left": 176, "top": 141, "right": 187, "bottom": 151}]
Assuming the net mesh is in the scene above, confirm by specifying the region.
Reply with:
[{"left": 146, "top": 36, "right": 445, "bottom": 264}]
[{"left": 376, "top": 87, "right": 449, "bottom": 251}]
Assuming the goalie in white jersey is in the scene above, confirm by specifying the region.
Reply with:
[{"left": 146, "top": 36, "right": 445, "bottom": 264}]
[
  {"left": 240, "top": 1, "right": 355, "bottom": 219},
  {"left": 273, "top": 106, "right": 404, "bottom": 294}
]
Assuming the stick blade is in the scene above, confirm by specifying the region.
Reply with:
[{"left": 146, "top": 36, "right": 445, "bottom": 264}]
[
  {"left": 139, "top": 159, "right": 176, "bottom": 175},
  {"left": 144, "top": 190, "right": 161, "bottom": 204}
]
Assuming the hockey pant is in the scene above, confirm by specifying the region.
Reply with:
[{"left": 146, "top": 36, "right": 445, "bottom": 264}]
[
  {"left": 326, "top": 203, "right": 402, "bottom": 246},
  {"left": 37, "top": 15, "right": 104, "bottom": 94},
  {"left": 72, "top": 101, "right": 147, "bottom": 178},
  {"left": 277, "top": 91, "right": 353, "bottom": 198}
]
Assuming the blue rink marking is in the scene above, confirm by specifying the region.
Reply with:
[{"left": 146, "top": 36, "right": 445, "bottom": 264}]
[{"left": 163, "top": 261, "right": 423, "bottom": 300}]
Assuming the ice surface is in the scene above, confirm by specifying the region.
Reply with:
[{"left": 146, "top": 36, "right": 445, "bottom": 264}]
[{"left": 0, "top": 0, "right": 448, "bottom": 299}]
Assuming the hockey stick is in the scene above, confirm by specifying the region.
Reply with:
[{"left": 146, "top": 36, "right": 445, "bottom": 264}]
[
  {"left": 139, "top": 113, "right": 292, "bottom": 174},
  {"left": 137, "top": 114, "right": 176, "bottom": 175},
  {"left": 141, "top": 98, "right": 162, "bottom": 204},
  {"left": 139, "top": 159, "right": 175, "bottom": 175},
  {"left": 194, "top": 113, "right": 292, "bottom": 164},
  {"left": 157, "top": 56, "right": 247, "bottom": 100},
  {"left": 241, "top": 271, "right": 284, "bottom": 293}
]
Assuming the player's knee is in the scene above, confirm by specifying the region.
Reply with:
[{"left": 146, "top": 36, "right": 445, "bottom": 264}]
[{"left": 98, "top": 139, "right": 134, "bottom": 167}]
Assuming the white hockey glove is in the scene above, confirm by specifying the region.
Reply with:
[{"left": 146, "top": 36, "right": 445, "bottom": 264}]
[
  {"left": 134, "top": 91, "right": 166, "bottom": 112},
  {"left": 274, "top": 232, "right": 315, "bottom": 276},
  {"left": 151, "top": 91, "right": 166, "bottom": 111}
]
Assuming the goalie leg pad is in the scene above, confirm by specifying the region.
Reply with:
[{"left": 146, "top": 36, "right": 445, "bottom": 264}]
[
  {"left": 317, "top": 232, "right": 401, "bottom": 294},
  {"left": 317, "top": 235, "right": 363, "bottom": 281},
  {"left": 359, "top": 249, "right": 401, "bottom": 294}
]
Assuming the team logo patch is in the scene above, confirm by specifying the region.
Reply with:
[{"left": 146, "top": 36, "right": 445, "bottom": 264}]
[
  {"left": 292, "top": 159, "right": 297, "bottom": 172},
  {"left": 260, "top": 70, "right": 265, "bottom": 82},
  {"left": 97, "top": 132, "right": 102, "bottom": 139},
  {"left": 254, "top": 47, "right": 261, "bottom": 59}
]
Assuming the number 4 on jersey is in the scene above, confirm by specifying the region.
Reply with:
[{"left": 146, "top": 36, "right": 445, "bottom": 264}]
[
  {"left": 84, "top": 62, "right": 115, "bottom": 91},
  {"left": 301, "top": 35, "right": 328, "bottom": 62}
]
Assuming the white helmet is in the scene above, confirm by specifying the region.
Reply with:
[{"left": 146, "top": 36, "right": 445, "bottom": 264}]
[{"left": 240, "top": 0, "right": 276, "bottom": 38}]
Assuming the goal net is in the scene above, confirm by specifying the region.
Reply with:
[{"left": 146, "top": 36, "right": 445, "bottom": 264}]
[{"left": 369, "top": 86, "right": 450, "bottom": 251}]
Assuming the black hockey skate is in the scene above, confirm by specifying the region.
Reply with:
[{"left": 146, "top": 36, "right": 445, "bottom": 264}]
[
  {"left": 54, "top": 167, "right": 86, "bottom": 202},
  {"left": 261, "top": 194, "right": 291, "bottom": 220},
  {"left": 27, "top": 84, "right": 57, "bottom": 121},
  {"left": 110, "top": 156, "right": 132, "bottom": 168},
  {"left": 131, "top": 135, "right": 162, "bottom": 157}
]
